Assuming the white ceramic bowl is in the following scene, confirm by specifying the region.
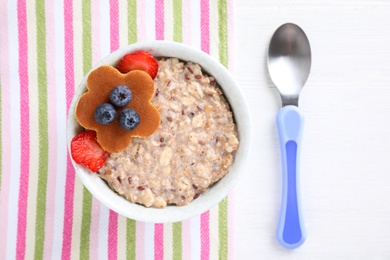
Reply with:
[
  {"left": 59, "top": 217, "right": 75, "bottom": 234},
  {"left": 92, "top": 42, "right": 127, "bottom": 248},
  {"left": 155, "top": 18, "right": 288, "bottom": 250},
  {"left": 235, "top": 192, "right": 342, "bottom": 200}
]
[{"left": 67, "top": 41, "right": 251, "bottom": 223}]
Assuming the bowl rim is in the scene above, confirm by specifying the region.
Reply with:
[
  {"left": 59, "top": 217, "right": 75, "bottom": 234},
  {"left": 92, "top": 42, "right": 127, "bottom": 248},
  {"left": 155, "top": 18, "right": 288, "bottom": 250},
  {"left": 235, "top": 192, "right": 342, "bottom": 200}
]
[{"left": 67, "top": 40, "right": 252, "bottom": 223}]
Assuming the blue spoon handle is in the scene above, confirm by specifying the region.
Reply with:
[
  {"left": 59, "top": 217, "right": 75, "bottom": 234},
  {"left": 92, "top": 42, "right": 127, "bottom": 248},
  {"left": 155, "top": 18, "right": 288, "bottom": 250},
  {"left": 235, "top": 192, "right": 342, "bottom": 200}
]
[{"left": 276, "top": 105, "right": 306, "bottom": 249}]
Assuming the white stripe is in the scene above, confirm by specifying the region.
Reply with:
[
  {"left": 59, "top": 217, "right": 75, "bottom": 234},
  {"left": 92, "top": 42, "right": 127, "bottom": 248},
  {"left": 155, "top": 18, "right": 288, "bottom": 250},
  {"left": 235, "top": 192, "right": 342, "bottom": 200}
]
[
  {"left": 191, "top": 0, "right": 201, "bottom": 49},
  {"left": 6, "top": 0, "right": 20, "bottom": 259},
  {"left": 71, "top": 180, "right": 84, "bottom": 259},
  {"left": 144, "top": 223, "right": 155, "bottom": 260},
  {"left": 98, "top": 205, "right": 110, "bottom": 260},
  {"left": 89, "top": 199, "right": 101, "bottom": 259},
  {"left": 191, "top": 216, "right": 201, "bottom": 260},
  {"left": 163, "top": 223, "right": 173, "bottom": 260},
  {"left": 182, "top": 220, "right": 191, "bottom": 259},
  {"left": 136, "top": 0, "right": 146, "bottom": 42},
  {"left": 145, "top": 0, "right": 156, "bottom": 41},
  {"left": 182, "top": 0, "right": 191, "bottom": 45},
  {"left": 227, "top": 192, "right": 235, "bottom": 260},
  {"left": 26, "top": 0, "right": 39, "bottom": 257},
  {"left": 70, "top": 0, "right": 84, "bottom": 257},
  {"left": 52, "top": 0, "right": 67, "bottom": 258},
  {"left": 72, "top": 0, "right": 83, "bottom": 88},
  {"left": 117, "top": 216, "right": 127, "bottom": 260},
  {"left": 164, "top": 0, "right": 173, "bottom": 41},
  {"left": 91, "top": 0, "right": 101, "bottom": 65},
  {"left": 227, "top": 0, "right": 235, "bottom": 74},
  {"left": 98, "top": 3, "right": 112, "bottom": 259},
  {"left": 118, "top": 0, "right": 128, "bottom": 47},
  {"left": 100, "top": 0, "right": 110, "bottom": 56},
  {"left": 209, "top": 0, "right": 219, "bottom": 58}
]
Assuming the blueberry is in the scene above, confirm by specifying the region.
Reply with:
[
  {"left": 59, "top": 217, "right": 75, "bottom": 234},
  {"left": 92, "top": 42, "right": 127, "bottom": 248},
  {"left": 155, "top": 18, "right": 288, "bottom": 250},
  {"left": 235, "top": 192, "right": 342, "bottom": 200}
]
[
  {"left": 110, "top": 85, "right": 132, "bottom": 107},
  {"left": 118, "top": 108, "right": 140, "bottom": 130},
  {"left": 94, "top": 103, "right": 116, "bottom": 124}
]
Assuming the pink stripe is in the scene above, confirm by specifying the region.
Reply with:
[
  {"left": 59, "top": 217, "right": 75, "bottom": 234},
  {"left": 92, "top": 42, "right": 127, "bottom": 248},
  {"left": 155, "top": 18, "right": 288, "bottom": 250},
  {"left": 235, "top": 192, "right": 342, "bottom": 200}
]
[
  {"left": 182, "top": 219, "right": 191, "bottom": 259},
  {"left": 62, "top": 157, "right": 75, "bottom": 260},
  {"left": 108, "top": 2, "right": 119, "bottom": 258},
  {"left": 109, "top": 0, "right": 119, "bottom": 51},
  {"left": 200, "top": 2, "right": 211, "bottom": 257},
  {"left": 200, "top": 211, "right": 210, "bottom": 260},
  {"left": 16, "top": 0, "right": 30, "bottom": 259},
  {"left": 64, "top": 0, "right": 75, "bottom": 114},
  {"left": 182, "top": 0, "right": 191, "bottom": 44},
  {"left": 154, "top": 0, "right": 164, "bottom": 40},
  {"left": 0, "top": 0, "right": 11, "bottom": 257},
  {"left": 108, "top": 211, "right": 118, "bottom": 260},
  {"left": 200, "top": 0, "right": 209, "bottom": 54},
  {"left": 136, "top": 0, "right": 146, "bottom": 42},
  {"left": 62, "top": 0, "right": 75, "bottom": 258},
  {"left": 154, "top": 224, "right": 164, "bottom": 260},
  {"left": 43, "top": 0, "right": 58, "bottom": 258},
  {"left": 136, "top": 222, "right": 145, "bottom": 260}
]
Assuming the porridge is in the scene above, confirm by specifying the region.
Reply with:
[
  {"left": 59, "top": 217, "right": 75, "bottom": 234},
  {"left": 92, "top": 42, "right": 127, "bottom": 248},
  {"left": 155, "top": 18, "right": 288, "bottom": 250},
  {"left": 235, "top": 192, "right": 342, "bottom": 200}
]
[{"left": 97, "top": 58, "right": 239, "bottom": 208}]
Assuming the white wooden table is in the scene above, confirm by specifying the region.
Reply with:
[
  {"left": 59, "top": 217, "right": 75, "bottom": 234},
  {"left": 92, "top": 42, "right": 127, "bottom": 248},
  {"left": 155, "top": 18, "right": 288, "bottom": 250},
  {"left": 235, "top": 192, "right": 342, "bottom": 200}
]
[{"left": 234, "top": 1, "right": 390, "bottom": 258}]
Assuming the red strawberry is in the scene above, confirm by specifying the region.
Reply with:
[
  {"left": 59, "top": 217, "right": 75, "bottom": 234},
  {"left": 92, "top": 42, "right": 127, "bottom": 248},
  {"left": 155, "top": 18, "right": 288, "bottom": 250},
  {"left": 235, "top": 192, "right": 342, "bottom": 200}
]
[
  {"left": 117, "top": 50, "right": 159, "bottom": 79},
  {"left": 70, "top": 131, "right": 109, "bottom": 172}
]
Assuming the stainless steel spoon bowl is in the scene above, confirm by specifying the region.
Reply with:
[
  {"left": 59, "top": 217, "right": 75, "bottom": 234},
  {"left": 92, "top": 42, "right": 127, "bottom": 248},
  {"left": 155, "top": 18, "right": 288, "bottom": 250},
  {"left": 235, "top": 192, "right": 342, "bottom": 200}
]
[
  {"left": 268, "top": 23, "right": 311, "bottom": 106},
  {"left": 267, "top": 23, "right": 311, "bottom": 249}
]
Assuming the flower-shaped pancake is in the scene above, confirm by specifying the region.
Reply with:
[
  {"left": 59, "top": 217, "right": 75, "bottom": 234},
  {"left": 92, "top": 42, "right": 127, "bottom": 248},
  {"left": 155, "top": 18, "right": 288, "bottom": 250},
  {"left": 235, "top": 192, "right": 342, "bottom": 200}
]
[{"left": 76, "top": 66, "right": 160, "bottom": 153}]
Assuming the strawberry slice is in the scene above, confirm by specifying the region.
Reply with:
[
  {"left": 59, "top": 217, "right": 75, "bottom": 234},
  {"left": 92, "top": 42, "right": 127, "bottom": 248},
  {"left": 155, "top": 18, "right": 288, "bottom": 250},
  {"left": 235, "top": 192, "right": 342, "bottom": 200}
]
[
  {"left": 117, "top": 50, "right": 159, "bottom": 79},
  {"left": 70, "top": 131, "right": 109, "bottom": 172}
]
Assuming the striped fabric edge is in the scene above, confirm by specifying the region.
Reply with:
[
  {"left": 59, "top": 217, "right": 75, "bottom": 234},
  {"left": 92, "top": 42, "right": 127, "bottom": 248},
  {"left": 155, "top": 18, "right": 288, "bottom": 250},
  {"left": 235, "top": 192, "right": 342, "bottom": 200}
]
[{"left": 0, "top": 0, "right": 235, "bottom": 259}]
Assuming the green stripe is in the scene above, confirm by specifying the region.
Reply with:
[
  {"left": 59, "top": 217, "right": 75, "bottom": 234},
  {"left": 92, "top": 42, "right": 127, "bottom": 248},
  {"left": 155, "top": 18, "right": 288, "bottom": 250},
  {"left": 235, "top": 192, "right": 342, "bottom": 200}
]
[
  {"left": 173, "top": 0, "right": 182, "bottom": 42},
  {"left": 218, "top": 0, "right": 228, "bottom": 68},
  {"left": 80, "top": 0, "right": 92, "bottom": 259},
  {"left": 218, "top": 1, "right": 229, "bottom": 259},
  {"left": 80, "top": 190, "right": 92, "bottom": 259},
  {"left": 172, "top": 2, "right": 183, "bottom": 257},
  {"left": 126, "top": 3, "right": 137, "bottom": 259},
  {"left": 172, "top": 222, "right": 182, "bottom": 260},
  {"left": 127, "top": 0, "right": 137, "bottom": 44},
  {"left": 79, "top": 0, "right": 93, "bottom": 259},
  {"left": 126, "top": 219, "right": 136, "bottom": 260},
  {"left": 82, "top": 0, "right": 92, "bottom": 75},
  {"left": 34, "top": 0, "right": 49, "bottom": 259},
  {"left": 218, "top": 197, "right": 229, "bottom": 260}
]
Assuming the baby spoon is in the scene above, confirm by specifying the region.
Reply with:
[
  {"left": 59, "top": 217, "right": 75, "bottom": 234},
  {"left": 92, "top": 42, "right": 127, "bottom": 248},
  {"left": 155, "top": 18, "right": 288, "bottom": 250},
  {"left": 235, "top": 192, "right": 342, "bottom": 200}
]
[{"left": 267, "top": 23, "right": 311, "bottom": 249}]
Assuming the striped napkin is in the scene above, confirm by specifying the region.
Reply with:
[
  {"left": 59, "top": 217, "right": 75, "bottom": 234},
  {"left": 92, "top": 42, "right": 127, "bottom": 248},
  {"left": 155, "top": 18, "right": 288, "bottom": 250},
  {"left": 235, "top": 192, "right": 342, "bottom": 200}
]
[{"left": 0, "top": 0, "right": 235, "bottom": 259}]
